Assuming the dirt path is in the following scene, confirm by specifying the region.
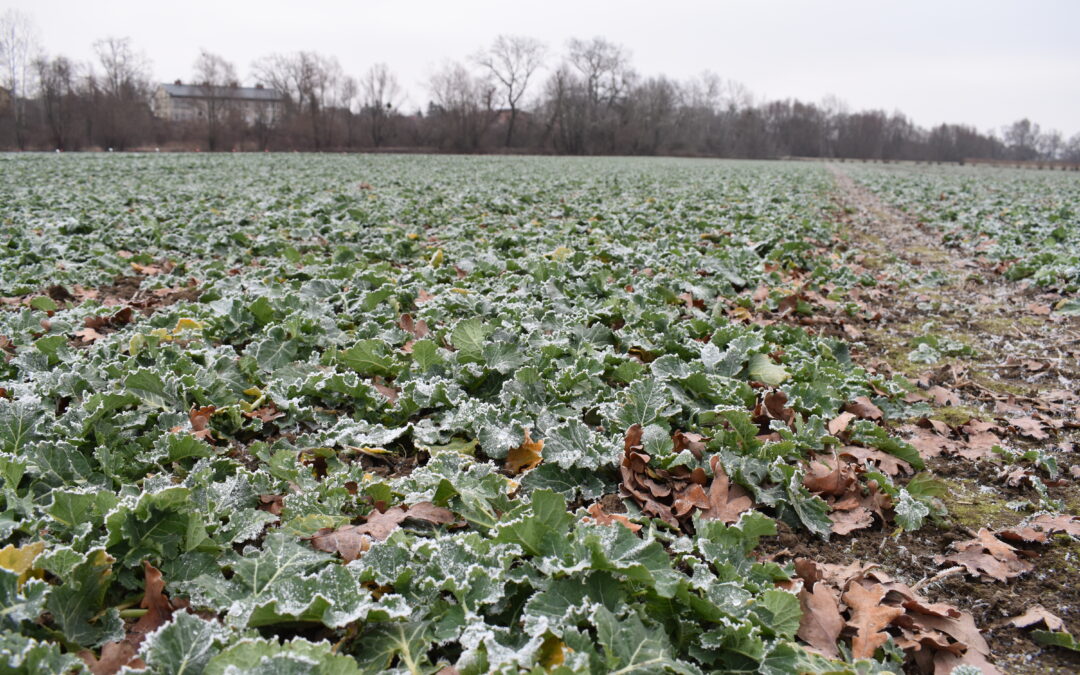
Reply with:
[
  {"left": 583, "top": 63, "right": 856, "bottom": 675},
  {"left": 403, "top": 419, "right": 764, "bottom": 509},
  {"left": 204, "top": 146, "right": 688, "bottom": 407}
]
[{"left": 812, "top": 166, "right": 1080, "bottom": 672}]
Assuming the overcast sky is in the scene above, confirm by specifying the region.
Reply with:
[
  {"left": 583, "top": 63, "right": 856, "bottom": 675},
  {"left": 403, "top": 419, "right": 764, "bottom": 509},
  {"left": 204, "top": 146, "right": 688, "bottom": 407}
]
[{"left": 10, "top": 0, "right": 1080, "bottom": 137}]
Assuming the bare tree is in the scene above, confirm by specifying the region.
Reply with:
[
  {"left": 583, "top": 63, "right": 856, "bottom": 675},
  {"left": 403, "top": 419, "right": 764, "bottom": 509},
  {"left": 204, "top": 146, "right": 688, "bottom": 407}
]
[
  {"left": 629, "top": 75, "right": 680, "bottom": 154},
  {"left": 192, "top": 49, "right": 238, "bottom": 150},
  {"left": 0, "top": 10, "right": 41, "bottom": 148},
  {"left": 565, "top": 37, "right": 635, "bottom": 152},
  {"left": 34, "top": 55, "right": 78, "bottom": 149},
  {"left": 474, "top": 35, "right": 546, "bottom": 147},
  {"left": 567, "top": 37, "right": 632, "bottom": 107},
  {"left": 1063, "top": 133, "right": 1080, "bottom": 164},
  {"left": 1003, "top": 118, "right": 1040, "bottom": 161},
  {"left": 91, "top": 37, "right": 151, "bottom": 149},
  {"left": 427, "top": 61, "right": 495, "bottom": 151},
  {"left": 539, "top": 64, "right": 587, "bottom": 154},
  {"left": 359, "top": 62, "right": 402, "bottom": 148},
  {"left": 252, "top": 51, "right": 342, "bottom": 148},
  {"left": 1038, "top": 129, "right": 1063, "bottom": 161}
]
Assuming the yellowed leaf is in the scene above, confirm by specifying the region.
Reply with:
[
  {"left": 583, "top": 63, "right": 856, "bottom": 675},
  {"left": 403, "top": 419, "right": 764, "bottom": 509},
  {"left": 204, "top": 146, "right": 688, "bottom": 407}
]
[{"left": 0, "top": 541, "right": 45, "bottom": 587}]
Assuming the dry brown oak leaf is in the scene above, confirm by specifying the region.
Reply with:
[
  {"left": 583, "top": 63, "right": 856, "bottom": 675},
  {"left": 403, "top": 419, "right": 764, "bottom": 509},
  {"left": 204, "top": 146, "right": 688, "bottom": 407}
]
[
  {"left": 842, "top": 582, "right": 905, "bottom": 659},
  {"left": 797, "top": 582, "right": 845, "bottom": 659}
]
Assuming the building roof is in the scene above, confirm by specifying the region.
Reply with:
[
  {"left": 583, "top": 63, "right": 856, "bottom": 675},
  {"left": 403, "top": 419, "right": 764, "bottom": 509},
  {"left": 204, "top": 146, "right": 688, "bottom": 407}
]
[{"left": 160, "top": 83, "right": 284, "bottom": 102}]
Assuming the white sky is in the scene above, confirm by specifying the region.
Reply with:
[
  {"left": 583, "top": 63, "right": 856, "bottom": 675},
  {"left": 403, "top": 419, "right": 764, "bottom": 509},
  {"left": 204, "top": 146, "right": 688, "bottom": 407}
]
[{"left": 10, "top": 0, "right": 1080, "bottom": 137}]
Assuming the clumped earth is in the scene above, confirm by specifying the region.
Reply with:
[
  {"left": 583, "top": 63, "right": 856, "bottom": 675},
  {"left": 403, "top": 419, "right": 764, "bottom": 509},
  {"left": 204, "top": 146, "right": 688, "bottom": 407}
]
[{"left": 0, "top": 154, "right": 1076, "bottom": 674}]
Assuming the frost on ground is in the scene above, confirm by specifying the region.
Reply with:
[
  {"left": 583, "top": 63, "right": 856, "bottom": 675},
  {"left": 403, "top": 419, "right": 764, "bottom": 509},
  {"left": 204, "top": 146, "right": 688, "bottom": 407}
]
[{"left": 0, "top": 154, "right": 1077, "bottom": 674}]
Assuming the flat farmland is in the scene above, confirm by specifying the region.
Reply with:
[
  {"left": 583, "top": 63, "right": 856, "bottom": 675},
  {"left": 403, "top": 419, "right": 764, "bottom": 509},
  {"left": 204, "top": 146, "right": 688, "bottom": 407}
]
[{"left": 0, "top": 154, "right": 1077, "bottom": 674}]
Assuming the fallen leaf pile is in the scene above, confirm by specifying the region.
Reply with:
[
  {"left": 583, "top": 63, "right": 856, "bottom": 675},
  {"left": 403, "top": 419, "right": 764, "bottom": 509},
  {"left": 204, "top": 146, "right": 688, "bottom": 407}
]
[
  {"left": 619, "top": 424, "right": 753, "bottom": 529},
  {"left": 801, "top": 456, "right": 895, "bottom": 535},
  {"left": 903, "top": 418, "right": 1003, "bottom": 461},
  {"left": 935, "top": 514, "right": 1080, "bottom": 582},
  {"left": 791, "top": 557, "right": 1001, "bottom": 674}
]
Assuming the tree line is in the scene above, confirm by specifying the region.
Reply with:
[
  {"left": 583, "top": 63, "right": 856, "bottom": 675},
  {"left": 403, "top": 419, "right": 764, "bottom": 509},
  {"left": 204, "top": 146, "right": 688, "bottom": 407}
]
[{"left": 2, "top": 10, "right": 1078, "bottom": 162}]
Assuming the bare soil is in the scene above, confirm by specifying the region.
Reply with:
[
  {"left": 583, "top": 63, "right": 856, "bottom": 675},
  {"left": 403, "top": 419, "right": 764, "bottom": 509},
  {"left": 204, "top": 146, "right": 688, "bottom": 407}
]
[{"left": 759, "top": 166, "right": 1080, "bottom": 673}]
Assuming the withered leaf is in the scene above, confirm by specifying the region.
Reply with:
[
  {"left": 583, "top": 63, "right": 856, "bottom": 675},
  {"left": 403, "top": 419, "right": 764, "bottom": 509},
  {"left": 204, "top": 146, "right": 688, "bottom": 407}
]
[
  {"left": 838, "top": 446, "right": 912, "bottom": 476},
  {"left": 797, "top": 583, "right": 844, "bottom": 658},
  {"left": 700, "top": 455, "right": 753, "bottom": 523},
  {"left": 258, "top": 494, "right": 285, "bottom": 516},
  {"left": 672, "top": 431, "right": 707, "bottom": 460},
  {"left": 1008, "top": 416, "right": 1049, "bottom": 440},
  {"left": 904, "top": 426, "right": 955, "bottom": 459},
  {"left": 829, "top": 506, "right": 874, "bottom": 535},
  {"left": 398, "top": 313, "right": 430, "bottom": 338},
  {"left": 827, "top": 411, "right": 857, "bottom": 436},
  {"left": 585, "top": 502, "right": 641, "bottom": 533},
  {"left": 842, "top": 583, "right": 904, "bottom": 659},
  {"left": 244, "top": 405, "right": 285, "bottom": 423},
  {"left": 933, "top": 529, "right": 1033, "bottom": 582},
  {"left": 505, "top": 428, "right": 544, "bottom": 475},
  {"left": 1009, "top": 605, "right": 1065, "bottom": 632},
  {"left": 80, "top": 642, "right": 144, "bottom": 675},
  {"left": 132, "top": 561, "right": 174, "bottom": 641},
  {"left": 308, "top": 502, "right": 454, "bottom": 561},
  {"left": 933, "top": 650, "right": 1003, "bottom": 675},
  {"left": 373, "top": 381, "right": 400, "bottom": 403},
  {"left": 844, "top": 396, "right": 883, "bottom": 421},
  {"left": 1030, "top": 513, "right": 1080, "bottom": 537},
  {"left": 672, "top": 484, "right": 711, "bottom": 519},
  {"left": 926, "top": 386, "right": 960, "bottom": 407},
  {"left": 74, "top": 327, "right": 106, "bottom": 343},
  {"left": 188, "top": 406, "right": 216, "bottom": 441},
  {"left": 802, "top": 459, "right": 856, "bottom": 497}
]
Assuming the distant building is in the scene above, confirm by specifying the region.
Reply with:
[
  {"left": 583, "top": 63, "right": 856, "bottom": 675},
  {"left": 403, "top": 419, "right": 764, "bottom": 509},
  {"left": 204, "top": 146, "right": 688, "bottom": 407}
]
[{"left": 151, "top": 81, "right": 285, "bottom": 125}]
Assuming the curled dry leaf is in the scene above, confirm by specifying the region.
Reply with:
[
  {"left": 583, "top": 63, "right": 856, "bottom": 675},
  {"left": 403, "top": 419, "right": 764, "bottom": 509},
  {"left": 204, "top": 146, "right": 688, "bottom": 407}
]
[
  {"left": 672, "top": 431, "right": 707, "bottom": 460},
  {"left": 619, "top": 426, "right": 752, "bottom": 529},
  {"left": 188, "top": 406, "right": 216, "bottom": 441},
  {"left": 83, "top": 306, "right": 134, "bottom": 331},
  {"left": 838, "top": 446, "right": 912, "bottom": 477},
  {"left": 258, "top": 494, "right": 285, "bottom": 517},
  {"left": 81, "top": 561, "right": 175, "bottom": 675},
  {"left": 80, "top": 642, "right": 144, "bottom": 675},
  {"left": 398, "top": 313, "right": 430, "bottom": 339},
  {"left": 752, "top": 389, "right": 795, "bottom": 431},
  {"left": 132, "top": 561, "right": 175, "bottom": 640},
  {"left": 373, "top": 380, "right": 400, "bottom": 404},
  {"left": 244, "top": 405, "right": 285, "bottom": 423},
  {"left": 803, "top": 458, "right": 856, "bottom": 497},
  {"left": 584, "top": 502, "right": 642, "bottom": 533},
  {"left": 700, "top": 455, "right": 753, "bottom": 523}
]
